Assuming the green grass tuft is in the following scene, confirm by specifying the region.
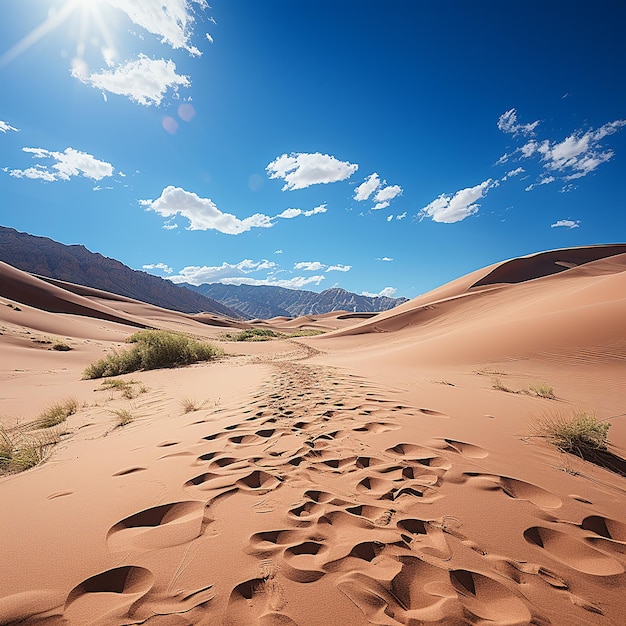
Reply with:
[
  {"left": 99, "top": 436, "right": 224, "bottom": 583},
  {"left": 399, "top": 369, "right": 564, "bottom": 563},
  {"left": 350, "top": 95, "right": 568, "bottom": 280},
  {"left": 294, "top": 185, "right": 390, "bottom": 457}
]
[
  {"left": 534, "top": 411, "right": 611, "bottom": 455},
  {"left": 529, "top": 383, "right": 556, "bottom": 399},
  {"left": 83, "top": 330, "right": 223, "bottom": 379},
  {"left": 37, "top": 397, "right": 78, "bottom": 429}
]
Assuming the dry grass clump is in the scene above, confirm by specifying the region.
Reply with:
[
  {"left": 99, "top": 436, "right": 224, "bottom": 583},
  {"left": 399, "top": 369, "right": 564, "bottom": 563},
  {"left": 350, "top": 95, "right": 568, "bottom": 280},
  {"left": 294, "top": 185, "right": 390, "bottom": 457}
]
[
  {"left": 111, "top": 409, "right": 134, "bottom": 428},
  {"left": 226, "top": 328, "right": 281, "bottom": 342},
  {"left": 529, "top": 383, "right": 556, "bottom": 399},
  {"left": 99, "top": 378, "right": 147, "bottom": 399},
  {"left": 0, "top": 427, "right": 61, "bottom": 473},
  {"left": 181, "top": 397, "right": 205, "bottom": 413},
  {"left": 533, "top": 410, "right": 611, "bottom": 456},
  {"left": 492, "top": 377, "right": 515, "bottom": 393},
  {"left": 51, "top": 341, "right": 72, "bottom": 351},
  {"left": 37, "top": 397, "right": 78, "bottom": 429},
  {"left": 83, "top": 330, "right": 223, "bottom": 379}
]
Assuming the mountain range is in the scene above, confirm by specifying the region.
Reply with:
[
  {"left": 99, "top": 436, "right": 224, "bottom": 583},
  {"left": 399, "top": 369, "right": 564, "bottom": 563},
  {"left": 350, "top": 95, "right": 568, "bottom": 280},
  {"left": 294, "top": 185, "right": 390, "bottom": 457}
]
[{"left": 0, "top": 226, "right": 406, "bottom": 319}]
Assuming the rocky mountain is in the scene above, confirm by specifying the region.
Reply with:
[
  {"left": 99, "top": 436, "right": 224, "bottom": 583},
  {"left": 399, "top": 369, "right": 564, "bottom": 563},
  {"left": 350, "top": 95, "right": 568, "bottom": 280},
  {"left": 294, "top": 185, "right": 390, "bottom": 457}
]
[
  {"left": 183, "top": 282, "right": 408, "bottom": 319},
  {"left": 0, "top": 226, "right": 242, "bottom": 318}
]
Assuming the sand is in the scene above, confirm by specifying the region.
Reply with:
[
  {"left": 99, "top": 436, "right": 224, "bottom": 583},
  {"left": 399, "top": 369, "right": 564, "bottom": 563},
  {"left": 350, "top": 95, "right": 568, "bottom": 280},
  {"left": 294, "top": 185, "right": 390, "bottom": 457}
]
[{"left": 1, "top": 246, "right": 625, "bottom": 625}]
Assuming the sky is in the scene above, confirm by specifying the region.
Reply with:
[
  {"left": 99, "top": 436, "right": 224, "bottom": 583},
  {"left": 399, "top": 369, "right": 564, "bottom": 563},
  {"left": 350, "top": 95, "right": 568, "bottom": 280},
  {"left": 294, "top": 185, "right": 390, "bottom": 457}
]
[{"left": 1, "top": 0, "right": 625, "bottom": 300}]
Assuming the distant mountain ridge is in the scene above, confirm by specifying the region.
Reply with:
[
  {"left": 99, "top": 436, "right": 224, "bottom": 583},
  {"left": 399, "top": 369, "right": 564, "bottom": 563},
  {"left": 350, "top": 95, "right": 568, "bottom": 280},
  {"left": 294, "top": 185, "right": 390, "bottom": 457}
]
[
  {"left": 0, "top": 226, "right": 242, "bottom": 318},
  {"left": 183, "top": 282, "right": 408, "bottom": 319}
]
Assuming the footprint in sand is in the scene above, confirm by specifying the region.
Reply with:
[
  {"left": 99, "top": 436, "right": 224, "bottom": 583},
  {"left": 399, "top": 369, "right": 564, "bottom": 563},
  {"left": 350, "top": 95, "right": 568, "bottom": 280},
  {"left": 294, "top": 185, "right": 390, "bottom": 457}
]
[
  {"left": 580, "top": 515, "right": 626, "bottom": 557},
  {"left": 524, "top": 526, "right": 624, "bottom": 576},
  {"left": 462, "top": 473, "right": 562, "bottom": 510},
  {"left": 449, "top": 569, "right": 532, "bottom": 624},
  {"left": 439, "top": 438, "right": 489, "bottom": 459},
  {"left": 64, "top": 566, "right": 154, "bottom": 622},
  {"left": 107, "top": 500, "right": 208, "bottom": 551}
]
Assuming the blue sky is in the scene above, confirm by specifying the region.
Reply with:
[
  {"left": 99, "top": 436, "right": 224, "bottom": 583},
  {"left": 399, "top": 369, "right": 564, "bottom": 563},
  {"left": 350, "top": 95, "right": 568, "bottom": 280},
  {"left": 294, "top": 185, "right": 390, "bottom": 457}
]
[{"left": 1, "top": 0, "right": 625, "bottom": 299}]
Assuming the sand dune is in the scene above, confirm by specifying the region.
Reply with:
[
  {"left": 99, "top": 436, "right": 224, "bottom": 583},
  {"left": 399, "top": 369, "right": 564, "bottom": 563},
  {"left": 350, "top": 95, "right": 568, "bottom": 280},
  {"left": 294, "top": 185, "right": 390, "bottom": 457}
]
[{"left": 1, "top": 248, "right": 625, "bottom": 625}]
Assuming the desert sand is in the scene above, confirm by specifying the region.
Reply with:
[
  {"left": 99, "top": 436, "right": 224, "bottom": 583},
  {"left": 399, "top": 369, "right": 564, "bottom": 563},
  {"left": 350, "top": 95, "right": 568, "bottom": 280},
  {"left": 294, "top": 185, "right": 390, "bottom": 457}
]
[{"left": 0, "top": 246, "right": 625, "bottom": 625}]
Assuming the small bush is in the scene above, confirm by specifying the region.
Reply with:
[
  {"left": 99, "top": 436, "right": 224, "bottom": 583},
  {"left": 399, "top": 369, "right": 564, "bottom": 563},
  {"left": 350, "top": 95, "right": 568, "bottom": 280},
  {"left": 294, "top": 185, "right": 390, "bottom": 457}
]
[
  {"left": 37, "top": 397, "right": 78, "bottom": 429},
  {"left": 51, "top": 342, "right": 72, "bottom": 351},
  {"left": 0, "top": 428, "right": 60, "bottom": 473},
  {"left": 492, "top": 377, "right": 514, "bottom": 393},
  {"left": 228, "top": 328, "right": 281, "bottom": 342},
  {"left": 529, "top": 384, "right": 556, "bottom": 399},
  {"left": 181, "top": 397, "right": 204, "bottom": 413},
  {"left": 287, "top": 329, "right": 326, "bottom": 337},
  {"left": 99, "top": 378, "right": 146, "bottom": 399},
  {"left": 111, "top": 409, "right": 133, "bottom": 428},
  {"left": 534, "top": 411, "right": 611, "bottom": 455},
  {"left": 83, "top": 330, "right": 223, "bottom": 378}
]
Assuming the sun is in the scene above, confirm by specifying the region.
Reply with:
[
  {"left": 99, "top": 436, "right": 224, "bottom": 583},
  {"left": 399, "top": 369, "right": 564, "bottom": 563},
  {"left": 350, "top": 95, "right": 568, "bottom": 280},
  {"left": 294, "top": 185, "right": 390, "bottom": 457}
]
[{"left": 0, "top": 0, "right": 114, "bottom": 69}]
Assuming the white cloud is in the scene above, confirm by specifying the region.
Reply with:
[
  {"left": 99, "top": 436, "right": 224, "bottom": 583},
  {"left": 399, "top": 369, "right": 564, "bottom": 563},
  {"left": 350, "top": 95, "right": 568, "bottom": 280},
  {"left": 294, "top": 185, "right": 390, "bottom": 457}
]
[
  {"left": 0, "top": 120, "right": 18, "bottom": 133},
  {"left": 140, "top": 186, "right": 273, "bottom": 234},
  {"left": 206, "top": 33, "right": 214, "bottom": 44},
  {"left": 143, "top": 262, "right": 173, "bottom": 274},
  {"left": 500, "top": 113, "right": 625, "bottom": 186},
  {"left": 362, "top": 287, "right": 397, "bottom": 298},
  {"left": 386, "top": 215, "right": 393, "bottom": 222},
  {"left": 497, "top": 108, "right": 539, "bottom": 136},
  {"left": 354, "top": 173, "right": 380, "bottom": 201},
  {"left": 373, "top": 184, "right": 403, "bottom": 210},
  {"left": 326, "top": 264, "right": 351, "bottom": 272},
  {"left": 168, "top": 259, "right": 277, "bottom": 284},
  {"left": 304, "top": 203, "right": 327, "bottom": 216},
  {"left": 274, "top": 249, "right": 283, "bottom": 254},
  {"left": 9, "top": 147, "right": 114, "bottom": 182},
  {"left": 105, "top": 0, "right": 208, "bottom": 56},
  {"left": 276, "top": 208, "right": 301, "bottom": 219},
  {"left": 396, "top": 212, "right": 407, "bottom": 220},
  {"left": 354, "top": 172, "right": 403, "bottom": 210},
  {"left": 294, "top": 261, "right": 325, "bottom": 272},
  {"left": 551, "top": 219, "right": 580, "bottom": 229},
  {"left": 266, "top": 152, "right": 358, "bottom": 190},
  {"left": 376, "top": 257, "right": 394, "bottom": 262},
  {"left": 275, "top": 203, "right": 327, "bottom": 219},
  {"left": 502, "top": 167, "right": 524, "bottom": 180},
  {"left": 419, "top": 179, "right": 496, "bottom": 223},
  {"left": 222, "top": 275, "right": 326, "bottom": 289},
  {"left": 73, "top": 55, "right": 190, "bottom": 106}
]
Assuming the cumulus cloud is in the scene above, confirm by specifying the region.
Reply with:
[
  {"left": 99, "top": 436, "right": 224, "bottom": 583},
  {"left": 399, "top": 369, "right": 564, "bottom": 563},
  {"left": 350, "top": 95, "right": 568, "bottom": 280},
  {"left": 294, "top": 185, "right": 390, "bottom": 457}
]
[
  {"left": 223, "top": 275, "right": 326, "bottom": 289},
  {"left": 143, "top": 262, "right": 173, "bottom": 274},
  {"left": 396, "top": 212, "right": 407, "bottom": 220},
  {"left": 294, "top": 261, "right": 325, "bottom": 272},
  {"left": 73, "top": 55, "right": 190, "bottom": 106},
  {"left": 353, "top": 173, "right": 380, "bottom": 201},
  {"left": 354, "top": 172, "right": 403, "bottom": 210},
  {"left": 376, "top": 257, "right": 394, "bottom": 262},
  {"left": 275, "top": 204, "right": 327, "bottom": 220},
  {"left": 105, "top": 0, "right": 208, "bottom": 56},
  {"left": 386, "top": 215, "right": 393, "bottom": 222},
  {"left": 0, "top": 120, "right": 18, "bottom": 133},
  {"left": 551, "top": 219, "right": 580, "bottom": 229},
  {"left": 168, "top": 259, "right": 277, "bottom": 284},
  {"left": 419, "top": 179, "right": 497, "bottom": 223},
  {"left": 266, "top": 152, "right": 358, "bottom": 191},
  {"left": 501, "top": 167, "right": 524, "bottom": 181},
  {"left": 498, "top": 111, "right": 625, "bottom": 186},
  {"left": 326, "top": 264, "right": 351, "bottom": 272},
  {"left": 497, "top": 108, "right": 539, "bottom": 136},
  {"left": 140, "top": 186, "right": 273, "bottom": 234},
  {"left": 9, "top": 147, "right": 114, "bottom": 182},
  {"left": 362, "top": 287, "right": 397, "bottom": 298}
]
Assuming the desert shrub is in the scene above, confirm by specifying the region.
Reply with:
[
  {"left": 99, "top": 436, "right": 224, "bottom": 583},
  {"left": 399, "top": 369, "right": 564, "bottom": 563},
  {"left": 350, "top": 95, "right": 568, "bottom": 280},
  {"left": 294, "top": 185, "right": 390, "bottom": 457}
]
[
  {"left": 534, "top": 411, "right": 611, "bottom": 455},
  {"left": 51, "top": 342, "right": 72, "bottom": 351},
  {"left": 287, "top": 329, "right": 326, "bottom": 337},
  {"left": 83, "top": 330, "right": 223, "bottom": 378},
  {"left": 529, "top": 383, "right": 556, "bottom": 399},
  {"left": 0, "top": 428, "right": 60, "bottom": 473},
  {"left": 181, "top": 397, "right": 204, "bottom": 413},
  {"left": 111, "top": 409, "right": 133, "bottom": 428},
  {"left": 37, "top": 397, "right": 78, "bottom": 429},
  {"left": 229, "top": 328, "right": 281, "bottom": 342},
  {"left": 99, "top": 378, "right": 146, "bottom": 399}
]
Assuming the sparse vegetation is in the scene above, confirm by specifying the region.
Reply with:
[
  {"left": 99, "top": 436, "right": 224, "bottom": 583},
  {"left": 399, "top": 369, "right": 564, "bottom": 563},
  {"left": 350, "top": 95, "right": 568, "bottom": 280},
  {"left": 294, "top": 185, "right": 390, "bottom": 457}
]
[
  {"left": 51, "top": 341, "right": 72, "bottom": 351},
  {"left": 533, "top": 411, "right": 611, "bottom": 455},
  {"left": 83, "top": 330, "right": 223, "bottom": 378},
  {"left": 37, "top": 397, "right": 78, "bottom": 429},
  {"left": 99, "top": 378, "right": 147, "bottom": 399},
  {"left": 223, "top": 328, "right": 325, "bottom": 341},
  {"left": 0, "top": 427, "right": 61, "bottom": 473},
  {"left": 492, "top": 377, "right": 515, "bottom": 393},
  {"left": 111, "top": 408, "right": 134, "bottom": 428},
  {"left": 529, "top": 383, "right": 556, "bottom": 399},
  {"left": 181, "top": 397, "right": 204, "bottom": 413}
]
